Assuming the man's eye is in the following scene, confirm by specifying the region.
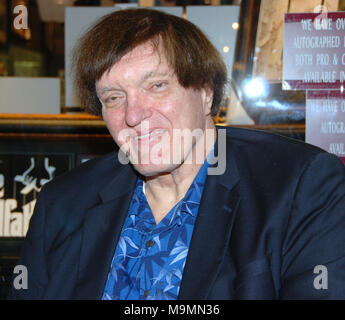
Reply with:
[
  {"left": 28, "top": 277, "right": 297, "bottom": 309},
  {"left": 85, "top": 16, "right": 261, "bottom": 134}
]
[
  {"left": 105, "top": 96, "right": 122, "bottom": 104},
  {"left": 152, "top": 82, "right": 167, "bottom": 90},
  {"left": 101, "top": 95, "right": 125, "bottom": 109}
]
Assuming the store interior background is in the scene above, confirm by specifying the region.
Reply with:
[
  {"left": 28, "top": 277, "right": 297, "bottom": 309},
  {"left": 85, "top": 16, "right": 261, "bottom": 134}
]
[{"left": 1, "top": 0, "right": 343, "bottom": 129}]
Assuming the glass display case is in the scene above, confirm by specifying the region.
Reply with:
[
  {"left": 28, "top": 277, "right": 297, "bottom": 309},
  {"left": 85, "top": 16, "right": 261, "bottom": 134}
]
[{"left": 227, "top": 0, "right": 343, "bottom": 135}]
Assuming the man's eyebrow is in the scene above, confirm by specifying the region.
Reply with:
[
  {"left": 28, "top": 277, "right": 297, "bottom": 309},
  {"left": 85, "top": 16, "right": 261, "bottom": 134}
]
[
  {"left": 140, "top": 70, "right": 169, "bottom": 82},
  {"left": 96, "top": 87, "right": 123, "bottom": 97}
]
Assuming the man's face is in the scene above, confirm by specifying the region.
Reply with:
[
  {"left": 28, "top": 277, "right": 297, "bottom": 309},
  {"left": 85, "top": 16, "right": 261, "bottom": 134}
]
[{"left": 96, "top": 41, "right": 214, "bottom": 176}]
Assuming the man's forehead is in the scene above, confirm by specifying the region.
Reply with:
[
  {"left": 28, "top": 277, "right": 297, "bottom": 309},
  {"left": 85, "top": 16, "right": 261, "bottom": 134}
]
[
  {"left": 100, "top": 41, "right": 173, "bottom": 82},
  {"left": 123, "top": 41, "right": 157, "bottom": 59},
  {"left": 96, "top": 42, "right": 174, "bottom": 93},
  {"left": 120, "top": 40, "right": 166, "bottom": 63}
]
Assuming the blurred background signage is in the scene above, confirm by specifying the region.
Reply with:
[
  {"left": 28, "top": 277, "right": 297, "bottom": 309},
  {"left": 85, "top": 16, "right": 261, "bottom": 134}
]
[
  {"left": 283, "top": 12, "right": 345, "bottom": 90},
  {"left": 283, "top": 10, "right": 345, "bottom": 163},
  {"left": 306, "top": 91, "right": 345, "bottom": 164}
]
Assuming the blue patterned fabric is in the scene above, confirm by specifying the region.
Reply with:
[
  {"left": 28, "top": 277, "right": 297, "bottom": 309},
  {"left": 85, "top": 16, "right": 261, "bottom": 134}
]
[{"left": 102, "top": 159, "right": 210, "bottom": 300}]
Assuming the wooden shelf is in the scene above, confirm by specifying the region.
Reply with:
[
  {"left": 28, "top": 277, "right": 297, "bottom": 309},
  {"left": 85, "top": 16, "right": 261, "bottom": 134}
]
[
  {"left": 0, "top": 113, "right": 305, "bottom": 140},
  {"left": 0, "top": 113, "right": 104, "bottom": 127}
]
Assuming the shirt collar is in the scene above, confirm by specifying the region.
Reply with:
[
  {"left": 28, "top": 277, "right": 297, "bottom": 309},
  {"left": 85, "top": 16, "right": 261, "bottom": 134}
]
[{"left": 130, "top": 144, "right": 214, "bottom": 220}]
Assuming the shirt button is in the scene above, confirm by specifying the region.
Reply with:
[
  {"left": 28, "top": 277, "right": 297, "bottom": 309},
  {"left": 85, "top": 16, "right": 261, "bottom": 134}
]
[
  {"left": 146, "top": 239, "right": 154, "bottom": 248},
  {"left": 144, "top": 290, "right": 150, "bottom": 298}
]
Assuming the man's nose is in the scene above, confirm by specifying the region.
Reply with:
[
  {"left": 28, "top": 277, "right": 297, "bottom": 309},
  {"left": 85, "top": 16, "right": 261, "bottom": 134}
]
[{"left": 125, "top": 93, "right": 152, "bottom": 127}]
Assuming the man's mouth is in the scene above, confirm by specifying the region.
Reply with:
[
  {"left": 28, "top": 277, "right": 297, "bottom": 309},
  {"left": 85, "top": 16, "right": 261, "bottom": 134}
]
[{"left": 134, "top": 129, "right": 166, "bottom": 141}]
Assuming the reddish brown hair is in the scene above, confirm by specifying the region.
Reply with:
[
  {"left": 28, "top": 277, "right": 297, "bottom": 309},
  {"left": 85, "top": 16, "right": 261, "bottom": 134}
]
[{"left": 72, "top": 8, "right": 227, "bottom": 116}]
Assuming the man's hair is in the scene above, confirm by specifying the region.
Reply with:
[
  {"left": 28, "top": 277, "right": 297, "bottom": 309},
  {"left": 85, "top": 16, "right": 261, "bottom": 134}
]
[{"left": 72, "top": 8, "right": 228, "bottom": 116}]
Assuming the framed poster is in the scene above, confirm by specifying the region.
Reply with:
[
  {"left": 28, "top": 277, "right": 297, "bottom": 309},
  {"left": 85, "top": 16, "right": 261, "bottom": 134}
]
[{"left": 0, "top": 152, "right": 74, "bottom": 237}]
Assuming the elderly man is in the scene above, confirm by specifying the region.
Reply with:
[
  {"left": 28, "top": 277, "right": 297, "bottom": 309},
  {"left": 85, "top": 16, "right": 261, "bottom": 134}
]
[{"left": 8, "top": 9, "right": 345, "bottom": 300}]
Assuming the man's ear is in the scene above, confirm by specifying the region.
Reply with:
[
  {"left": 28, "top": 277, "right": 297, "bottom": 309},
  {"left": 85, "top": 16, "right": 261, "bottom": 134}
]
[{"left": 202, "top": 87, "right": 214, "bottom": 116}]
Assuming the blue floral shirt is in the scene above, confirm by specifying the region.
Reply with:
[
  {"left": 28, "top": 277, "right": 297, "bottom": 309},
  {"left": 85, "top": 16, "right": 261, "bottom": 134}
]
[{"left": 102, "top": 159, "right": 210, "bottom": 300}]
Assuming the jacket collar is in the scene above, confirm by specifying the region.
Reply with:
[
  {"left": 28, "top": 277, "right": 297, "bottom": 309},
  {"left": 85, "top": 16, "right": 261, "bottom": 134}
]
[
  {"left": 99, "top": 159, "right": 138, "bottom": 202},
  {"left": 74, "top": 161, "right": 138, "bottom": 299},
  {"left": 178, "top": 127, "right": 241, "bottom": 299}
]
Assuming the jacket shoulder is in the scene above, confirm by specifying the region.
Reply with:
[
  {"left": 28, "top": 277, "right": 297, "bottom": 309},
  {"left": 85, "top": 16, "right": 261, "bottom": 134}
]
[
  {"left": 221, "top": 126, "right": 344, "bottom": 191},
  {"left": 224, "top": 126, "right": 326, "bottom": 162},
  {"left": 47, "top": 152, "right": 120, "bottom": 188},
  {"left": 32, "top": 151, "right": 134, "bottom": 252}
]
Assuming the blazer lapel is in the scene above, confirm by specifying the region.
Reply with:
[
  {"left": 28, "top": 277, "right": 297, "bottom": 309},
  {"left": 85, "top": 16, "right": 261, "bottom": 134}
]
[
  {"left": 178, "top": 135, "right": 241, "bottom": 300},
  {"left": 73, "top": 164, "right": 138, "bottom": 299}
]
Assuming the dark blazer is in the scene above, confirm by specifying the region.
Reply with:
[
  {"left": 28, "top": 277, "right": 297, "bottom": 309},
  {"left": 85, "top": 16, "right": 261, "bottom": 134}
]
[{"left": 8, "top": 127, "right": 345, "bottom": 299}]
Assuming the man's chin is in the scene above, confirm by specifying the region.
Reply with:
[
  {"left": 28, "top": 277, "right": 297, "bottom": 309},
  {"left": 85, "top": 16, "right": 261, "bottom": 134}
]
[{"left": 131, "top": 162, "right": 181, "bottom": 177}]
